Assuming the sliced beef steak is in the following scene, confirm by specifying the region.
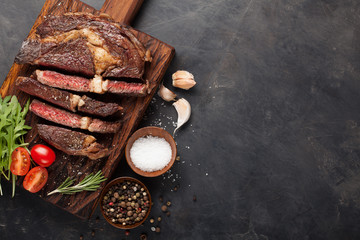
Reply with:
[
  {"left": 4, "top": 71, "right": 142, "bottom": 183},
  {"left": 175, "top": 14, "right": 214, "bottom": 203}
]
[
  {"left": 15, "top": 12, "right": 151, "bottom": 79},
  {"left": 77, "top": 95, "right": 123, "bottom": 117},
  {"left": 16, "top": 76, "right": 75, "bottom": 111},
  {"left": 37, "top": 124, "right": 109, "bottom": 160},
  {"left": 106, "top": 80, "right": 148, "bottom": 96},
  {"left": 16, "top": 77, "right": 122, "bottom": 117},
  {"left": 36, "top": 70, "right": 147, "bottom": 96},
  {"left": 36, "top": 70, "right": 91, "bottom": 92},
  {"left": 30, "top": 99, "right": 121, "bottom": 133}
]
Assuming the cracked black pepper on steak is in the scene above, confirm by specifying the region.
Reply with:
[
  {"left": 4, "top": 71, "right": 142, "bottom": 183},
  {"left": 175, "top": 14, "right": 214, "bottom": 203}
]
[{"left": 102, "top": 180, "right": 150, "bottom": 226}]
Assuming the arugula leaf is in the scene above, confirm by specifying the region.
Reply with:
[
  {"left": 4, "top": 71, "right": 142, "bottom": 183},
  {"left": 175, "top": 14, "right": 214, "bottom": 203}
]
[{"left": 0, "top": 96, "right": 31, "bottom": 197}]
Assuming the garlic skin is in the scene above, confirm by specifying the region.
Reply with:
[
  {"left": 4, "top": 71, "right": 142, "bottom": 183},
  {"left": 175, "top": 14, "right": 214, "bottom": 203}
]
[
  {"left": 173, "top": 98, "right": 191, "bottom": 135},
  {"left": 158, "top": 84, "right": 177, "bottom": 102},
  {"left": 172, "top": 70, "right": 196, "bottom": 90}
]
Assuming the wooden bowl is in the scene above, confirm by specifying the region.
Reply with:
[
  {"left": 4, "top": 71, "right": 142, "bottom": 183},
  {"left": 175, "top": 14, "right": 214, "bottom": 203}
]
[
  {"left": 99, "top": 177, "right": 152, "bottom": 229},
  {"left": 125, "top": 126, "right": 177, "bottom": 177}
]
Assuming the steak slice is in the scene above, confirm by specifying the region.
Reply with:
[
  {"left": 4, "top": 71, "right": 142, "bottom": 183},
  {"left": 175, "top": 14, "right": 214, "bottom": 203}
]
[
  {"left": 15, "top": 12, "right": 151, "bottom": 79},
  {"left": 37, "top": 124, "right": 109, "bottom": 160},
  {"left": 16, "top": 76, "right": 76, "bottom": 111},
  {"left": 106, "top": 80, "right": 148, "bottom": 96},
  {"left": 36, "top": 70, "right": 147, "bottom": 96},
  {"left": 36, "top": 70, "right": 91, "bottom": 92},
  {"left": 16, "top": 77, "right": 122, "bottom": 117},
  {"left": 16, "top": 38, "right": 95, "bottom": 77},
  {"left": 77, "top": 95, "right": 123, "bottom": 117},
  {"left": 30, "top": 100, "right": 121, "bottom": 133}
]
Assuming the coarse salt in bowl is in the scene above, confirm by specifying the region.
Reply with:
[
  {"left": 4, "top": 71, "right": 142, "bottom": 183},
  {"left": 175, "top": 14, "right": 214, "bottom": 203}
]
[
  {"left": 130, "top": 135, "right": 172, "bottom": 172},
  {"left": 125, "top": 127, "right": 177, "bottom": 177}
]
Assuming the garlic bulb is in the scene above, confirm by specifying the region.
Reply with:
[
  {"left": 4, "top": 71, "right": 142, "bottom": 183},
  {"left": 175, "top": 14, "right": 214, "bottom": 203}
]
[
  {"left": 173, "top": 98, "right": 191, "bottom": 135},
  {"left": 172, "top": 70, "right": 196, "bottom": 90},
  {"left": 158, "top": 84, "right": 177, "bottom": 102}
]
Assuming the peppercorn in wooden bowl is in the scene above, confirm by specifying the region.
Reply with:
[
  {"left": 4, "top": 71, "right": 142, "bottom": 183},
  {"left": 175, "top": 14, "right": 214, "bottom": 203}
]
[
  {"left": 99, "top": 177, "right": 152, "bottom": 229},
  {"left": 125, "top": 126, "right": 177, "bottom": 177}
]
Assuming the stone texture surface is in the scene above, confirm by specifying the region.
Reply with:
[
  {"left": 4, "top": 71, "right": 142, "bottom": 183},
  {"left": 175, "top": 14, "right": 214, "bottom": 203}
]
[{"left": 2, "top": 0, "right": 360, "bottom": 239}]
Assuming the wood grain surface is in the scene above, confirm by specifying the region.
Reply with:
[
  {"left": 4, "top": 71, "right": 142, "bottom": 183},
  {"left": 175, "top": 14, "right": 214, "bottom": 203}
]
[
  {"left": 101, "top": 0, "right": 144, "bottom": 26},
  {"left": 0, "top": 0, "right": 174, "bottom": 219}
]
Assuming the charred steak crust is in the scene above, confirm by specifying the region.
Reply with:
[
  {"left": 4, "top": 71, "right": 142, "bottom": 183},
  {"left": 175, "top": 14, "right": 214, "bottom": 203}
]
[
  {"left": 14, "top": 39, "right": 56, "bottom": 64},
  {"left": 37, "top": 124, "right": 109, "bottom": 160},
  {"left": 36, "top": 12, "right": 150, "bottom": 61},
  {"left": 15, "top": 12, "right": 151, "bottom": 79},
  {"left": 78, "top": 95, "right": 123, "bottom": 117},
  {"left": 30, "top": 99, "right": 121, "bottom": 133},
  {"left": 16, "top": 76, "right": 74, "bottom": 111},
  {"left": 35, "top": 38, "right": 95, "bottom": 77},
  {"left": 16, "top": 76, "right": 122, "bottom": 117}
]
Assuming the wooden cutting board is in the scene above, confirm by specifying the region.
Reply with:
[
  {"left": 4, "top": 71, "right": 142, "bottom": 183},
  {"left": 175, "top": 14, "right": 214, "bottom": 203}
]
[{"left": 0, "top": 0, "right": 175, "bottom": 219}]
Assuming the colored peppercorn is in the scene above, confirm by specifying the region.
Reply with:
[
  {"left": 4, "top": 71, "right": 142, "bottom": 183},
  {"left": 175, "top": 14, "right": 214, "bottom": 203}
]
[
  {"left": 161, "top": 205, "right": 167, "bottom": 212},
  {"left": 140, "top": 233, "right": 148, "bottom": 240},
  {"left": 102, "top": 180, "right": 150, "bottom": 226}
]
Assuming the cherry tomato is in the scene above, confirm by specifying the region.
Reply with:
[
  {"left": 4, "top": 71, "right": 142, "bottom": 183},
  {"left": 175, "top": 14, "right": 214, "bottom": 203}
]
[
  {"left": 10, "top": 147, "right": 31, "bottom": 176},
  {"left": 30, "top": 144, "right": 56, "bottom": 167},
  {"left": 23, "top": 166, "right": 48, "bottom": 193}
]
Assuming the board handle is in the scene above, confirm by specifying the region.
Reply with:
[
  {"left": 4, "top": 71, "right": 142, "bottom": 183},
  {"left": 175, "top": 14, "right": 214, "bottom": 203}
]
[{"left": 100, "top": 0, "right": 144, "bottom": 26}]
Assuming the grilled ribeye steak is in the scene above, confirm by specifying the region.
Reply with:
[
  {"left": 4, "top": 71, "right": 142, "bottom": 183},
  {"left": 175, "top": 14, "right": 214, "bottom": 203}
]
[
  {"left": 77, "top": 95, "right": 123, "bottom": 117},
  {"left": 15, "top": 12, "right": 151, "bottom": 79},
  {"left": 37, "top": 124, "right": 109, "bottom": 160},
  {"left": 30, "top": 99, "right": 121, "bottom": 133},
  {"left": 36, "top": 70, "right": 148, "bottom": 96},
  {"left": 16, "top": 77, "right": 122, "bottom": 117}
]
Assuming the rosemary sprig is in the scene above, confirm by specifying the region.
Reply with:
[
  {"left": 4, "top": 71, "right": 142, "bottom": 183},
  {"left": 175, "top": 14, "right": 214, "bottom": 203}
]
[{"left": 47, "top": 170, "right": 107, "bottom": 196}]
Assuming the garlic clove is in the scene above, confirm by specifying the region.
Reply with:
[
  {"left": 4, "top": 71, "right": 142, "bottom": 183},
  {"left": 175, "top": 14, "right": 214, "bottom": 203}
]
[
  {"left": 158, "top": 84, "right": 177, "bottom": 102},
  {"left": 173, "top": 98, "right": 191, "bottom": 136},
  {"left": 172, "top": 70, "right": 196, "bottom": 90},
  {"left": 172, "top": 70, "right": 194, "bottom": 80},
  {"left": 173, "top": 79, "right": 196, "bottom": 90}
]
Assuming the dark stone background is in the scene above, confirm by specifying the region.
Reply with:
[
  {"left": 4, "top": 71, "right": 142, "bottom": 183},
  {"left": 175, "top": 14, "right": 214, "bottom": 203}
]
[{"left": 1, "top": 0, "right": 360, "bottom": 239}]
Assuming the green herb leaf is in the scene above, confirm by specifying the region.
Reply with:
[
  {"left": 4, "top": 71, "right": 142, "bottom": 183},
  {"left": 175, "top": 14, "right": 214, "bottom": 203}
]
[
  {"left": 0, "top": 96, "right": 31, "bottom": 196},
  {"left": 47, "top": 171, "right": 107, "bottom": 196}
]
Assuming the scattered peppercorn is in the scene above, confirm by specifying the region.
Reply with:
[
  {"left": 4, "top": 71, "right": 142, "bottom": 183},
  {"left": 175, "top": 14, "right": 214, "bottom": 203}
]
[
  {"left": 155, "top": 227, "right": 161, "bottom": 233},
  {"left": 91, "top": 230, "right": 95, "bottom": 237},
  {"left": 140, "top": 233, "right": 148, "bottom": 240},
  {"left": 151, "top": 227, "right": 156, "bottom": 232},
  {"left": 166, "top": 211, "right": 171, "bottom": 217},
  {"left": 161, "top": 205, "right": 167, "bottom": 212},
  {"left": 159, "top": 196, "right": 163, "bottom": 202},
  {"left": 166, "top": 201, "right": 171, "bottom": 207},
  {"left": 173, "top": 185, "right": 179, "bottom": 191},
  {"left": 176, "top": 156, "right": 180, "bottom": 161},
  {"left": 149, "top": 218, "right": 155, "bottom": 224},
  {"left": 157, "top": 216, "right": 162, "bottom": 222}
]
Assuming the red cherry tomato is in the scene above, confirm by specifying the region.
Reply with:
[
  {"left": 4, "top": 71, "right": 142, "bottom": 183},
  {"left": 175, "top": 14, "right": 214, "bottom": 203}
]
[
  {"left": 30, "top": 144, "right": 56, "bottom": 167},
  {"left": 10, "top": 147, "right": 31, "bottom": 176},
  {"left": 23, "top": 166, "right": 48, "bottom": 193}
]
